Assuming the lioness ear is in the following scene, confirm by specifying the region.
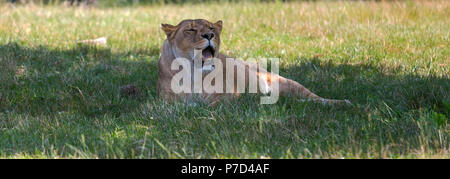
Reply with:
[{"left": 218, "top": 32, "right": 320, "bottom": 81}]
[
  {"left": 161, "top": 23, "right": 177, "bottom": 37},
  {"left": 214, "top": 20, "right": 223, "bottom": 33}
]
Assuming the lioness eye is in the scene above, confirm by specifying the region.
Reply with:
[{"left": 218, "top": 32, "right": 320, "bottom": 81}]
[
  {"left": 184, "top": 29, "right": 196, "bottom": 35},
  {"left": 186, "top": 29, "right": 196, "bottom": 32}
]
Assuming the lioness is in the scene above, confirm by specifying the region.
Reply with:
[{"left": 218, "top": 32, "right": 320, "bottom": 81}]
[{"left": 157, "top": 19, "right": 350, "bottom": 106}]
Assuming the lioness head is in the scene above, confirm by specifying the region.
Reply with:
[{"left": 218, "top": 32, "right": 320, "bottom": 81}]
[{"left": 161, "top": 19, "right": 222, "bottom": 63}]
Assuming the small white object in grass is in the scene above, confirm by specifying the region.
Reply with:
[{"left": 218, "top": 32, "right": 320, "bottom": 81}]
[
  {"left": 78, "top": 37, "right": 107, "bottom": 46},
  {"left": 344, "top": 99, "right": 352, "bottom": 105}
]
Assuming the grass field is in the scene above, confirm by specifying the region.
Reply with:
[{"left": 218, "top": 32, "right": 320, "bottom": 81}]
[{"left": 0, "top": 1, "right": 449, "bottom": 158}]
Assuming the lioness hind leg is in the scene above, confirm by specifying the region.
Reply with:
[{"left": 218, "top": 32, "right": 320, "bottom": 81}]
[
  {"left": 299, "top": 98, "right": 352, "bottom": 105},
  {"left": 265, "top": 73, "right": 351, "bottom": 105}
]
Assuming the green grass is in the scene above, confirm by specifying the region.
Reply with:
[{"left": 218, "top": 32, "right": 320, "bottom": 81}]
[{"left": 0, "top": 1, "right": 449, "bottom": 158}]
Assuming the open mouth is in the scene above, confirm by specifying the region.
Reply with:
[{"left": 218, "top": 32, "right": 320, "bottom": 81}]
[
  {"left": 202, "top": 46, "right": 215, "bottom": 61},
  {"left": 201, "top": 46, "right": 215, "bottom": 70}
]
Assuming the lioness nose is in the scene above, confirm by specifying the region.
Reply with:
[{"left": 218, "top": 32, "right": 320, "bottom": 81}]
[{"left": 201, "top": 32, "right": 214, "bottom": 40}]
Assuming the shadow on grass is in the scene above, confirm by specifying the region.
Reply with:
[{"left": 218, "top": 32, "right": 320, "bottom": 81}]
[
  {"left": 0, "top": 42, "right": 449, "bottom": 117},
  {"left": 0, "top": 42, "right": 449, "bottom": 158},
  {"left": 279, "top": 57, "right": 449, "bottom": 116},
  {"left": 0, "top": 42, "right": 160, "bottom": 117}
]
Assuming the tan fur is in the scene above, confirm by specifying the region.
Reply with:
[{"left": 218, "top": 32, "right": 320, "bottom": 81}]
[{"left": 157, "top": 19, "right": 350, "bottom": 105}]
